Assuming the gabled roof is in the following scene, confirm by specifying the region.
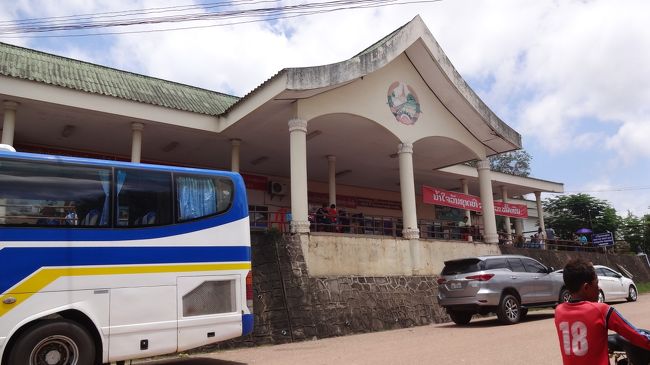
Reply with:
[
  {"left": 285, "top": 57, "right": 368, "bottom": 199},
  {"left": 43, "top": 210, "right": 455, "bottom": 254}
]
[
  {"left": 226, "top": 15, "right": 522, "bottom": 154},
  {"left": 0, "top": 42, "right": 239, "bottom": 116}
]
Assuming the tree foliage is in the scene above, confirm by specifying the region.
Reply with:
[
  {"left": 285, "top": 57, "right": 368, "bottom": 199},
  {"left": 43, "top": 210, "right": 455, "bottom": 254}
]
[
  {"left": 620, "top": 212, "right": 650, "bottom": 253},
  {"left": 542, "top": 194, "right": 621, "bottom": 239},
  {"left": 489, "top": 150, "right": 532, "bottom": 177},
  {"left": 466, "top": 150, "right": 532, "bottom": 177}
]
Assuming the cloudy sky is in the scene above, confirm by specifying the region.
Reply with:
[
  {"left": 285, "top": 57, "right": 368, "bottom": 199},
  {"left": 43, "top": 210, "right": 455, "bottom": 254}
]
[{"left": 2, "top": 0, "right": 649, "bottom": 216}]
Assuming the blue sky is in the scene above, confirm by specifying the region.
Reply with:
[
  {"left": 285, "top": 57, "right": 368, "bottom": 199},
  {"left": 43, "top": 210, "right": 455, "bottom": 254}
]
[{"left": 2, "top": 0, "right": 649, "bottom": 216}]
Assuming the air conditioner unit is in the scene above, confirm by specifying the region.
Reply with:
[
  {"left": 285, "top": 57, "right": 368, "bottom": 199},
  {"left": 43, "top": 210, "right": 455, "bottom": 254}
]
[{"left": 268, "top": 181, "right": 288, "bottom": 195}]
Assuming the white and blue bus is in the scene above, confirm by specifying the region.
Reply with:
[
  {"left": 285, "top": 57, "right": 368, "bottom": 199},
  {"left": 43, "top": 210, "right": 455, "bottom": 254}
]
[{"left": 0, "top": 147, "right": 253, "bottom": 364}]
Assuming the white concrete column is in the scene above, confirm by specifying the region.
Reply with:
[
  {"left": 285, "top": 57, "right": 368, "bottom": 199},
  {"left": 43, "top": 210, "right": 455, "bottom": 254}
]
[
  {"left": 477, "top": 160, "right": 498, "bottom": 244},
  {"left": 514, "top": 218, "right": 524, "bottom": 237},
  {"left": 327, "top": 155, "right": 336, "bottom": 205},
  {"left": 288, "top": 118, "right": 310, "bottom": 233},
  {"left": 398, "top": 143, "right": 419, "bottom": 239},
  {"left": 501, "top": 185, "right": 512, "bottom": 243},
  {"left": 130, "top": 122, "right": 144, "bottom": 163},
  {"left": 460, "top": 178, "right": 472, "bottom": 225},
  {"left": 230, "top": 139, "right": 241, "bottom": 172},
  {"left": 535, "top": 191, "right": 546, "bottom": 231},
  {"left": 1, "top": 101, "right": 19, "bottom": 146}
]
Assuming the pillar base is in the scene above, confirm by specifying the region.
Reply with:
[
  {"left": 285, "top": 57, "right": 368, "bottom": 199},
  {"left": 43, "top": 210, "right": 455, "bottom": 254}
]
[
  {"left": 290, "top": 220, "right": 311, "bottom": 234},
  {"left": 484, "top": 233, "right": 499, "bottom": 244},
  {"left": 402, "top": 228, "right": 420, "bottom": 240}
]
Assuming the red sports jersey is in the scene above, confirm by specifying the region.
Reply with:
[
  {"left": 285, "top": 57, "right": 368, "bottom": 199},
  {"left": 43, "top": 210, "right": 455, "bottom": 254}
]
[{"left": 555, "top": 301, "right": 650, "bottom": 365}]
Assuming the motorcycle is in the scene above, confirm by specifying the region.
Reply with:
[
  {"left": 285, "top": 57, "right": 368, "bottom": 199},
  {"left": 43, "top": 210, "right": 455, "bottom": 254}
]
[{"left": 609, "top": 329, "right": 650, "bottom": 365}]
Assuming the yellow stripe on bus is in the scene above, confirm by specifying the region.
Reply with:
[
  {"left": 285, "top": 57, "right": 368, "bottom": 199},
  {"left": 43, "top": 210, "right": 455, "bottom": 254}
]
[{"left": 0, "top": 262, "right": 251, "bottom": 317}]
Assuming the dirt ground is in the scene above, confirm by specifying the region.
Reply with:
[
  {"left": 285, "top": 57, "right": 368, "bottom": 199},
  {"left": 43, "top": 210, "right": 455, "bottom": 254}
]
[{"left": 141, "top": 294, "right": 650, "bottom": 365}]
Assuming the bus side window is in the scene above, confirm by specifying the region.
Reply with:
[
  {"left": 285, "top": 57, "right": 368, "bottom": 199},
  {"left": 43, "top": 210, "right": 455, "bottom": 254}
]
[
  {"left": 176, "top": 175, "right": 233, "bottom": 222},
  {"left": 116, "top": 168, "right": 172, "bottom": 227},
  {"left": 0, "top": 159, "right": 109, "bottom": 227}
]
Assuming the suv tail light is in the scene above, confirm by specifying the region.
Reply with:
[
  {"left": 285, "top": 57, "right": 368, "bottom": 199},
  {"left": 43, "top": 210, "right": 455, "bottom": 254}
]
[
  {"left": 465, "top": 274, "right": 495, "bottom": 281},
  {"left": 246, "top": 271, "right": 254, "bottom": 312},
  {"left": 436, "top": 278, "right": 446, "bottom": 285}
]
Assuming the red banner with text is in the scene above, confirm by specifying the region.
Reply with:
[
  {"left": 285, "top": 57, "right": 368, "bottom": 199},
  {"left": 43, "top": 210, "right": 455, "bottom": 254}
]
[
  {"left": 422, "top": 185, "right": 482, "bottom": 212},
  {"left": 493, "top": 201, "right": 529, "bottom": 218}
]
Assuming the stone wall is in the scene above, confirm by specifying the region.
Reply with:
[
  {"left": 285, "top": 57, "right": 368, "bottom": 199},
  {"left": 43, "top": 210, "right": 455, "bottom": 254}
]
[
  {"left": 500, "top": 246, "right": 650, "bottom": 282},
  {"left": 206, "top": 233, "right": 650, "bottom": 352}
]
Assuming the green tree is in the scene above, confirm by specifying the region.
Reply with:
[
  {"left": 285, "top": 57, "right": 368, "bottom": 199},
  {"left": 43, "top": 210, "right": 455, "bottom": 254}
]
[
  {"left": 489, "top": 150, "right": 532, "bottom": 177},
  {"left": 620, "top": 212, "right": 650, "bottom": 253},
  {"left": 466, "top": 150, "right": 532, "bottom": 177},
  {"left": 542, "top": 193, "right": 621, "bottom": 239}
]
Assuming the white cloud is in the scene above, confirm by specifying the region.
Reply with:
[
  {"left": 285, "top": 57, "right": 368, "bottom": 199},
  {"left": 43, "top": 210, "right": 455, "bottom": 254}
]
[
  {"left": 577, "top": 179, "right": 649, "bottom": 217},
  {"left": 606, "top": 117, "right": 650, "bottom": 163},
  {"left": 4, "top": 0, "right": 650, "bottom": 213}
]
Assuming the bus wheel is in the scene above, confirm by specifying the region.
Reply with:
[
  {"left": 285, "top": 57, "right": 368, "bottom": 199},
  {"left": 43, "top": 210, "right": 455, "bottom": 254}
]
[{"left": 8, "top": 319, "right": 95, "bottom": 365}]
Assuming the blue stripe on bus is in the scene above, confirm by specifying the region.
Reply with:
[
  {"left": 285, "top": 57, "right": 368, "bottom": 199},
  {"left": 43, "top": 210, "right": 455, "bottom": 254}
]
[{"left": 0, "top": 246, "right": 251, "bottom": 294}]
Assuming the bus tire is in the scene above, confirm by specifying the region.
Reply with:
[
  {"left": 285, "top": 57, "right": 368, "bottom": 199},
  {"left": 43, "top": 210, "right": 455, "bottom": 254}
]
[{"left": 7, "top": 319, "right": 95, "bottom": 365}]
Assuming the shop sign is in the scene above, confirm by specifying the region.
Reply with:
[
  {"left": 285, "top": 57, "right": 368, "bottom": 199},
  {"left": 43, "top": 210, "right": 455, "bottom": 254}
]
[
  {"left": 593, "top": 232, "right": 614, "bottom": 246},
  {"left": 422, "top": 185, "right": 482, "bottom": 212},
  {"left": 356, "top": 197, "right": 402, "bottom": 211},
  {"left": 307, "top": 192, "right": 401, "bottom": 210},
  {"left": 493, "top": 201, "right": 529, "bottom": 218},
  {"left": 308, "top": 192, "right": 357, "bottom": 209},
  {"left": 241, "top": 173, "right": 268, "bottom": 191}
]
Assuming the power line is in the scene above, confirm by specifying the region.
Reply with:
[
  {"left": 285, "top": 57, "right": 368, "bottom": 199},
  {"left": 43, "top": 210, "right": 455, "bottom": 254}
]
[{"left": 0, "top": 0, "right": 443, "bottom": 38}]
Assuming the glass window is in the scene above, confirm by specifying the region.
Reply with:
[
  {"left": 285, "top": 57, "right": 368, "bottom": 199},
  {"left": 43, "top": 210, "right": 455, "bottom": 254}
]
[
  {"left": 176, "top": 175, "right": 233, "bottom": 222},
  {"left": 523, "top": 259, "right": 548, "bottom": 273},
  {"left": 595, "top": 268, "right": 607, "bottom": 277},
  {"left": 603, "top": 268, "right": 620, "bottom": 278},
  {"left": 507, "top": 258, "right": 526, "bottom": 273},
  {"left": 182, "top": 280, "right": 236, "bottom": 317},
  {"left": 116, "top": 169, "right": 172, "bottom": 227},
  {"left": 0, "top": 159, "right": 110, "bottom": 227},
  {"left": 441, "top": 258, "right": 484, "bottom": 275},
  {"left": 249, "top": 205, "right": 268, "bottom": 229},
  {"left": 485, "top": 258, "right": 509, "bottom": 270}
]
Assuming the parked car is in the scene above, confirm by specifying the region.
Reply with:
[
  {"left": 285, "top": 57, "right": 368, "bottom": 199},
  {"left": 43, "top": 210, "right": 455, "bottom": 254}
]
[
  {"left": 554, "top": 265, "right": 637, "bottom": 303},
  {"left": 437, "top": 255, "right": 566, "bottom": 325}
]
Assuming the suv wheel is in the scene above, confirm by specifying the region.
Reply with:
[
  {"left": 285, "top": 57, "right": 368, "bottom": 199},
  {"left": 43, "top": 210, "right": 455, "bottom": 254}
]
[
  {"left": 448, "top": 310, "right": 472, "bottom": 325},
  {"left": 497, "top": 294, "right": 521, "bottom": 325}
]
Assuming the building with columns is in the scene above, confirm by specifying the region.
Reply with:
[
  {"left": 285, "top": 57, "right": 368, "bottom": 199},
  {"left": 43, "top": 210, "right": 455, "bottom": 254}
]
[{"left": 0, "top": 16, "right": 562, "bottom": 274}]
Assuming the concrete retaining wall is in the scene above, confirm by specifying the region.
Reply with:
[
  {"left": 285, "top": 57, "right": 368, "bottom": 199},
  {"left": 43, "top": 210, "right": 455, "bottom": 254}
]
[{"left": 305, "top": 233, "right": 500, "bottom": 276}]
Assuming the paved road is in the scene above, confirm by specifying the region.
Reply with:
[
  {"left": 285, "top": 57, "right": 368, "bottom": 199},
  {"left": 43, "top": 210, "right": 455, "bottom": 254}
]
[{"left": 142, "top": 294, "right": 650, "bottom": 365}]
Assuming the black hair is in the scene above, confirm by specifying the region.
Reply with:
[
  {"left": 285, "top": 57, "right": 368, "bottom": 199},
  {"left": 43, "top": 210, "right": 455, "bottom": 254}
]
[{"left": 563, "top": 258, "right": 596, "bottom": 293}]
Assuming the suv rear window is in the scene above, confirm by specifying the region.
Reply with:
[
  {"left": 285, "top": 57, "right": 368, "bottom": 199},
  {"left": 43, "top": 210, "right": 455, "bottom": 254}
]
[{"left": 442, "top": 258, "right": 484, "bottom": 275}]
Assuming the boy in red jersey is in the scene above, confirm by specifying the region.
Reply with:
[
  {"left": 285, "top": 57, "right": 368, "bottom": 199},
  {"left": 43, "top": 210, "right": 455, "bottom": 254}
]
[{"left": 554, "top": 258, "right": 650, "bottom": 365}]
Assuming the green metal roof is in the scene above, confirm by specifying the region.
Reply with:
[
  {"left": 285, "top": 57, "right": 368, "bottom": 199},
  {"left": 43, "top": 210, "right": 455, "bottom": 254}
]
[{"left": 0, "top": 42, "right": 239, "bottom": 116}]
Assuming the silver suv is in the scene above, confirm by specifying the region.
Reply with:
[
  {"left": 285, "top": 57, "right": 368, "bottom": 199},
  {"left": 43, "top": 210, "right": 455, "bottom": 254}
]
[{"left": 437, "top": 255, "right": 567, "bottom": 325}]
